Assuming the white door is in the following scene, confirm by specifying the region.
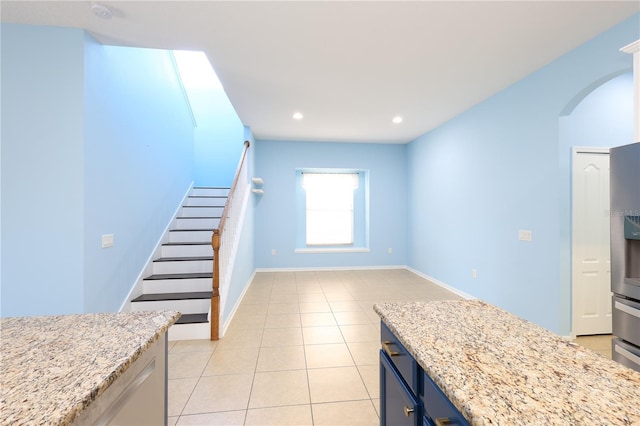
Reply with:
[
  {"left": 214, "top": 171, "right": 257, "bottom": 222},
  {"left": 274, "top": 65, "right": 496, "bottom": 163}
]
[{"left": 572, "top": 149, "right": 612, "bottom": 336}]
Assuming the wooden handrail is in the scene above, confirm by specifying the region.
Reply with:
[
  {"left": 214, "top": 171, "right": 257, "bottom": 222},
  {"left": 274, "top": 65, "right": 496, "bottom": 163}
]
[{"left": 210, "top": 140, "right": 250, "bottom": 340}]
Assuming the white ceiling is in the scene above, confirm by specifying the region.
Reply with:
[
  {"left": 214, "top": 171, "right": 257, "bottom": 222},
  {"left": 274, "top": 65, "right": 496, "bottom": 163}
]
[{"left": 2, "top": 1, "right": 639, "bottom": 143}]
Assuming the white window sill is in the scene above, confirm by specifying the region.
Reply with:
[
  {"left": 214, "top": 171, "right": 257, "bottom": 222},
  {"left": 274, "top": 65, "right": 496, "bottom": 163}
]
[{"left": 295, "top": 247, "right": 370, "bottom": 254}]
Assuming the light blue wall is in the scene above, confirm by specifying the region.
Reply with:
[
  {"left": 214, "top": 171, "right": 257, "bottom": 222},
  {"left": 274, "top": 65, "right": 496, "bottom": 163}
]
[
  {"left": 1, "top": 24, "right": 195, "bottom": 316},
  {"left": 254, "top": 140, "right": 407, "bottom": 269},
  {"left": 190, "top": 88, "right": 245, "bottom": 186},
  {"left": 563, "top": 72, "right": 634, "bottom": 146},
  {"left": 407, "top": 14, "right": 638, "bottom": 335},
  {"left": 1, "top": 24, "right": 86, "bottom": 316},
  {"left": 83, "top": 38, "right": 195, "bottom": 313}
]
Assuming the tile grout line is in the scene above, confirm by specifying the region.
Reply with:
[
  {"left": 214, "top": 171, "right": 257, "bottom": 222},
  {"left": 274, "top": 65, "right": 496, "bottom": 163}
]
[
  {"left": 300, "top": 274, "right": 316, "bottom": 425},
  {"left": 171, "top": 270, "right": 463, "bottom": 425},
  {"left": 243, "top": 274, "right": 275, "bottom": 424}
]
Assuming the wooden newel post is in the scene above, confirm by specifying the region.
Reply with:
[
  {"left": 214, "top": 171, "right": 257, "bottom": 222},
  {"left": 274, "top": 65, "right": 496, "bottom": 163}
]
[{"left": 211, "top": 229, "right": 221, "bottom": 341}]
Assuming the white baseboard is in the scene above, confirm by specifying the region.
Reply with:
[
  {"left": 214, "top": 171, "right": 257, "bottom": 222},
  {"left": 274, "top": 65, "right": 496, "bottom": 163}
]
[
  {"left": 253, "top": 265, "right": 476, "bottom": 300},
  {"left": 405, "top": 266, "right": 477, "bottom": 300},
  {"left": 254, "top": 265, "right": 407, "bottom": 273}
]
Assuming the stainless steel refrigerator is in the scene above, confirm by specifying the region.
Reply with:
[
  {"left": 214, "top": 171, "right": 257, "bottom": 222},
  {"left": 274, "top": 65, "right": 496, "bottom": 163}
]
[{"left": 610, "top": 142, "right": 640, "bottom": 372}]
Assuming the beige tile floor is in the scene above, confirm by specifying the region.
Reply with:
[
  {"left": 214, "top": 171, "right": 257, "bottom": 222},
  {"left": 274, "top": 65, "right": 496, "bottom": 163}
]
[
  {"left": 574, "top": 334, "right": 613, "bottom": 359},
  {"left": 167, "top": 269, "right": 462, "bottom": 425},
  {"left": 166, "top": 269, "right": 615, "bottom": 425}
]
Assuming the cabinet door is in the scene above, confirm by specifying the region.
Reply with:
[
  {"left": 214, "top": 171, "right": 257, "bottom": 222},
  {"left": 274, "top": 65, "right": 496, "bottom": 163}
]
[{"left": 380, "top": 350, "right": 420, "bottom": 426}]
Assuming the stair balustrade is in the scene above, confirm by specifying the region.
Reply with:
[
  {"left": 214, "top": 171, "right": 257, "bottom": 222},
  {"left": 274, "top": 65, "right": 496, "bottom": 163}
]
[{"left": 211, "top": 140, "right": 251, "bottom": 340}]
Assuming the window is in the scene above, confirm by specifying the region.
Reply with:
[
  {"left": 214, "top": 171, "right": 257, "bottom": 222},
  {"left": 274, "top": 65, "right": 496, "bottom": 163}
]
[
  {"left": 303, "top": 173, "right": 359, "bottom": 245},
  {"left": 295, "top": 169, "right": 369, "bottom": 253}
]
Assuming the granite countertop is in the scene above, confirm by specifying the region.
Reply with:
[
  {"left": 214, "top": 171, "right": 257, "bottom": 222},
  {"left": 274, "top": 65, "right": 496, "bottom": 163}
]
[
  {"left": 375, "top": 300, "right": 640, "bottom": 426},
  {"left": 0, "top": 310, "right": 180, "bottom": 426}
]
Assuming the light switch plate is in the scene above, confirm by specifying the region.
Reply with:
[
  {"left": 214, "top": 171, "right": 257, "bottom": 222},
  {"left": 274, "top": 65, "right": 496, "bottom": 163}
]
[
  {"left": 518, "top": 230, "right": 532, "bottom": 242},
  {"left": 102, "top": 234, "right": 114, "bottom": 248}
]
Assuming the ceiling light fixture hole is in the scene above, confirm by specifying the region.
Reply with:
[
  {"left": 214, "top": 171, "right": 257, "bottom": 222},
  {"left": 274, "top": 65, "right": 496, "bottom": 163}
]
[{"left": 91, "top": 2, "right": 113, "bottom": 19}]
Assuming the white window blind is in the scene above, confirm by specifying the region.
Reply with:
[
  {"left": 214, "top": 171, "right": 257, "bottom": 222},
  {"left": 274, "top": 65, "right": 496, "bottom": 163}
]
[{"left": 302, "top": 173, "right": 359, "bottom": 245}]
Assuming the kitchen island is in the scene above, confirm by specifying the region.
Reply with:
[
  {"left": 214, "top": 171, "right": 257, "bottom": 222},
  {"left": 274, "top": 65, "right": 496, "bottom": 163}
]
[
  {"left": 0, "top": 310, "right": 180, "bottom": 425},
  {"left": 375, "top": 300, "right": 640, "bottom": 425}
]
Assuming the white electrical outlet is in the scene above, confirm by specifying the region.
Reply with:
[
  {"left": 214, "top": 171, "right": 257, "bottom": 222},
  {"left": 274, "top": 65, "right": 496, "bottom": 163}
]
[
  {"left": 102, "top": 234, "right": 114, "bottom": 248},
  {"left": 472, "top": 269, "right": 477, "bottom": 279},
  {"left": 387, "top": 247, "right": 393, "bottom": 254},
  {"left": 518, "top": 230, "right": 533, "bottom": 241},
  {"left": 271, "top": 249, "right": 276, "bottom": 256}
]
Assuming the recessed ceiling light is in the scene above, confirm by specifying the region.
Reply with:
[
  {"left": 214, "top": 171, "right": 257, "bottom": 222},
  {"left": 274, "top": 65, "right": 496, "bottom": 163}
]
[
  {"left": 392, "top": 116, "right": 403, "bottom": 124},
  {"left": 91, "top": 2, "right": 113, "bottom": 19},
  {"left": 293, "top": 112, "right": 304, "bottom": 120}
]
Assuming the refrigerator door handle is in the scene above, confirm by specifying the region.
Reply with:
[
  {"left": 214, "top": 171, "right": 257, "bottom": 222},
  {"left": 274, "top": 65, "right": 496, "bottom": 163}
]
[
  {"left": 614, "top": 343, "right": 640, "bottom": 367},
  {"left": 615, "top": 300, "right": 640, "bottom": 319}
]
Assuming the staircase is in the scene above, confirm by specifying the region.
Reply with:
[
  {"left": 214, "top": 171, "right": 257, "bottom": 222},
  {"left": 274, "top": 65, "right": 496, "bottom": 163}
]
[{"left": 130, "top": 187, "right": 229, "bottom": 340}]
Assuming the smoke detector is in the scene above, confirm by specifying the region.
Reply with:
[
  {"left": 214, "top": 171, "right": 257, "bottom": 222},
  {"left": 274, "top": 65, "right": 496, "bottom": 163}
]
[{"left": 91, "top": 2, "right": 112, "bottom": 19}]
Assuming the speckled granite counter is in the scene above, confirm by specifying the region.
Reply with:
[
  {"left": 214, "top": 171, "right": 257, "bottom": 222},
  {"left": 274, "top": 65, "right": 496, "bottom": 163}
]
[
  {"left": 0, "top": 310, "right": 180, "bottom": 425},
  {"left": 375, "top": 300, "right": 640, "bottom": 425}
]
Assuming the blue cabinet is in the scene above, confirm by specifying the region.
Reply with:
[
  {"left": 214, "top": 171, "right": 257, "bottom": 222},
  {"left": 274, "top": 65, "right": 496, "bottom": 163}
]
[
  {"left": 380, "top": 321, "right": 419, "bottom": 392},
  {"left": 380, "top": 350, "right": 420, "bottom": 426},
  {"left": 380, "top": 321, "right": 470, "bottom": 426}
]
